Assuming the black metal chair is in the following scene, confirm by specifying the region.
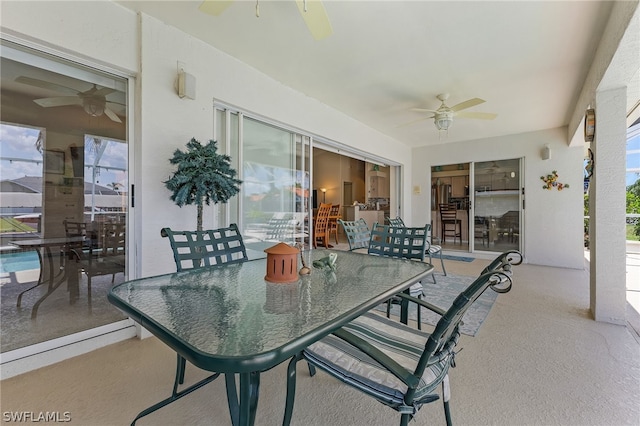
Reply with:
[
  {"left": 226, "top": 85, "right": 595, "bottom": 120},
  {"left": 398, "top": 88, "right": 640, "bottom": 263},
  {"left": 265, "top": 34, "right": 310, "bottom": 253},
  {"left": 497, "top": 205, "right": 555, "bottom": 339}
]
[
  {"left": 439, "top": 203, "right": 462, "bottom": 245},
  {"left": 384, "top": 216, "right": 447, "bottom": 282},
  {"left": 338, "top": 218, "right": 371, "bottom": 251},
  {"left": 287, "top": 250, "right": 522, "bottom": 426},
  {"left": 474, "top": 216, "right": 489, "bottom": 247},
  {"left": 136, "top": 224, "right": 248, "bottom": 425}
]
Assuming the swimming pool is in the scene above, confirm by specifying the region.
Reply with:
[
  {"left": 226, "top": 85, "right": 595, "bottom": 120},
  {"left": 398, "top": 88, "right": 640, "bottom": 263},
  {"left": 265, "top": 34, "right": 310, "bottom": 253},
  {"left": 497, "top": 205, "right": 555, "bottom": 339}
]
[{"left": 0, "top": 251, "right": 40, "bottom": 273}]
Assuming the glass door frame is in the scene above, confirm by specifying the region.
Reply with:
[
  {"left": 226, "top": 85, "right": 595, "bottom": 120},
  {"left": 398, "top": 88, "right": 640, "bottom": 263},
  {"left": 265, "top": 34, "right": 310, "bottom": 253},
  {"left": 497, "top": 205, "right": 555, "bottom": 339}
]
[
  {"left": 0, "top": 36, "right": 136, "bottom": 372},
  {"left": 469, "top": 158, "right": 523, "bottom": 254}
]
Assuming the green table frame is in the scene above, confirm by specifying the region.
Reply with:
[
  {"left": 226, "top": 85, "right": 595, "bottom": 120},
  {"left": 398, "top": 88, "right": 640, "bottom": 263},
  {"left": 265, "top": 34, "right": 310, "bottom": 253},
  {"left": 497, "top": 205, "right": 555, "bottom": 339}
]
[{"left": 108, "top": 249, "right": 433, "bottom": 425}]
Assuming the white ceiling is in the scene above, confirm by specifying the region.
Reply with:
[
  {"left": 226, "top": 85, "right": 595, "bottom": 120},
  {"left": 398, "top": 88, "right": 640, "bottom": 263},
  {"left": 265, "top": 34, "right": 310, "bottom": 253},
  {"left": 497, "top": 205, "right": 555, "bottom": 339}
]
[{"left": 117, "top": 0, "right": 617, "bottom": 148}]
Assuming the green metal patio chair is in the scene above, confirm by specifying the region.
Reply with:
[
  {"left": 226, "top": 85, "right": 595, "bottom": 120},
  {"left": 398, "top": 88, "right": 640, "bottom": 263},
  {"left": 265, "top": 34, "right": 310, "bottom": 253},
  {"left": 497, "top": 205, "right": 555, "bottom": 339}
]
[
  {"left": 338, "top": 218, "right": 371, "bottom": 251},
  {"left": 160, "top": 223, "right": 248, "bottom": 272},
  {"left": 285, "top": 250, "right": 522, "bottom": 426},
  {"left": 386, "top": 216, "right": 405, "bottom": 227},
  {"left": 368, "top": 222, "right": 430, "bottom": 329},
  {"left": 385, "top": 216, "right": 447, "bottom": 281},
  {"left": 134, "top": 224, "right": 249, "bottom": 425}
]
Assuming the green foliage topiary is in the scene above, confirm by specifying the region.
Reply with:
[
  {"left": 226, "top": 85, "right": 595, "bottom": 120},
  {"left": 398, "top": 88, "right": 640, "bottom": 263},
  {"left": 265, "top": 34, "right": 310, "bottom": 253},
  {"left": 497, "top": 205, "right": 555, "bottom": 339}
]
[{"left": 164, "top": 138, "right": 242, "bottom": 231}]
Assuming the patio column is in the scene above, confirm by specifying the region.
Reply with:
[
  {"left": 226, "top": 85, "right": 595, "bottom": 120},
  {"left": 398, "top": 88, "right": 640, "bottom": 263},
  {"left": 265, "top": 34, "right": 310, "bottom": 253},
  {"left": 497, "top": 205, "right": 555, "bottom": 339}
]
[{"left": 589, "top": 86, "right": 627, "bottom": 324}]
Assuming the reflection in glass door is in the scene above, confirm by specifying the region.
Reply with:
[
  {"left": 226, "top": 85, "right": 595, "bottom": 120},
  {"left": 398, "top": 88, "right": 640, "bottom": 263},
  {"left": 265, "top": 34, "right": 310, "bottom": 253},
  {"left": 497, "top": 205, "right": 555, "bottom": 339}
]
[
  {"left": 473, "top": 159, "right": 521, "bottom": 252},
  {"left": 214, "top": 109, "right": 311, "bottom": 254},
  {"left": 0, "top": 41, "right": 129, "bottom": 353}
]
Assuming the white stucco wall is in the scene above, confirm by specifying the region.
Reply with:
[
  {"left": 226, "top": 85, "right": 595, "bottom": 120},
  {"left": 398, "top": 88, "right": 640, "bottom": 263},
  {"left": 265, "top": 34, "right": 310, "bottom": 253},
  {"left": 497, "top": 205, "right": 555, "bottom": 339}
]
[
  {"left": 135, "top": 13, "right": 414, "bottom": 276},
  {"left": 0, "top": 0, "right": 588, "bottom": 273},
  {"left": 412, "top": 127, "right": 585, "bottom": 269},
  {"left": 0, "top": 1, "right": 137, "bottom": 75},
  {"left": 1, "top": 2, "right": 414, "bottom": 278}
]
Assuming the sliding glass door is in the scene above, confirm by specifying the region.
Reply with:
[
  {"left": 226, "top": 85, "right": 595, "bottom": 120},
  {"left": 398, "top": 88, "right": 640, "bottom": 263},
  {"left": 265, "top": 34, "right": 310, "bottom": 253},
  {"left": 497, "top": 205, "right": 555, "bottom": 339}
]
[
  {"left": 472, "top": 159, "right": 521, "bottom": 252},
  {"left": 214, "top": 107, "right": 311, "bottom": 254},
  {"left": 0, "top": 41, "right": 129, "bottom": 353}
]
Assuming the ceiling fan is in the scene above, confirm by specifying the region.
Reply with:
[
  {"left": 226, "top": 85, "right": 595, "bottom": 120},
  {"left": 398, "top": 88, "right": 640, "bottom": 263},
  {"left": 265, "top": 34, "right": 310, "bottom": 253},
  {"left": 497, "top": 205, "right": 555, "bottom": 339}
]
[
  {"left": 15, "top": 76, "right": 123, "bottom": 123},
  {"left": 403, "top": 93, "right": 497, "bottom": 132},
  {"left": 198, "top": 0, "right": 332, "bottom": 40}
]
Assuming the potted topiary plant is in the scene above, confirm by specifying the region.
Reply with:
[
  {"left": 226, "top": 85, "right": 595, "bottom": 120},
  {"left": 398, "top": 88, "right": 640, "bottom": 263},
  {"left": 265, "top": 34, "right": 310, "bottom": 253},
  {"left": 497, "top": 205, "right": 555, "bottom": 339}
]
[{"left": 164, "top": 138, "right": 242, "bottom": 231}]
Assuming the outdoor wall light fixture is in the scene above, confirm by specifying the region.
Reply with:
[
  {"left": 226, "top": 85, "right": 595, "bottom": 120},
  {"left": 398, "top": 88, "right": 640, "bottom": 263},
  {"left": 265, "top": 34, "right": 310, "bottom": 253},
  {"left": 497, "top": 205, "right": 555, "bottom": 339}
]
[
  {"left": 176, "top": 63, "right": 196, "bottom": 99},
  {"left": 541, "top": 144, "right": 551, "bottom": 161}
]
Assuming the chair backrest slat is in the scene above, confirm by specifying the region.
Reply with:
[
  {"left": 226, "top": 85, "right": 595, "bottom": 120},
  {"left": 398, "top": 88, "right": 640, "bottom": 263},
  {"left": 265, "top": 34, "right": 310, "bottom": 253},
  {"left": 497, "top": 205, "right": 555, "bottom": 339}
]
[
  {"left": 439, "top": 203, "right": 458, "bottom": 221},
  {"left": 101, "top": 222, "right": 126, "bottom": 257},
  {"left": 161, "top": 224, "right": 248, "bottom": 272},
  {"left": 265, "top": 215, "right": 295, "bottom": 241},
  {"left": 338, "top": 218, "right": 370, "bottom": 251},
  {"left": 367, "top": 223, "right": 427, "bottom": 261},
  {"left": 314, "top": 203, "right": 332, "bottom": 232},
  {"left": 386, "top": 216, "right": 405, "bottom": 227}
]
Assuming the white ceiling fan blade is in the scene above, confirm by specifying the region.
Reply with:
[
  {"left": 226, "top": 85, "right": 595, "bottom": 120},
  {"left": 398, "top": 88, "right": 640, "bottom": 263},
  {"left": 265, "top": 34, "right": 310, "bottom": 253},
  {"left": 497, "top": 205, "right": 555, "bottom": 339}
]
[
  {"left": 295, "top": 0, "right": 333, "bottom": 40},
  {"left": 199, "top": 0, "right": 234, "bottom": 16},
  {"left": 456, "top": 111, "right": 498, "bottom": 120},
  {"left": 396, "top": 116, "right": 433, "bottom": 128},
  {"left": 104, "top": 107, "right": 122, "bottom": 123},
  {"left": 450, "top": 98, "right": 485, "bottom": 112},
  {"left": 92, "top": 87, "right": 117, "bottom": 97},
  {"left": 33, "top": 96, "right": 82, "bottom": 108},
  {"left": 16, "top": 76, "right": 79, "bottom": 95},
  {"left": 411, "top": 107, "right": 439, "bottom": 113}
]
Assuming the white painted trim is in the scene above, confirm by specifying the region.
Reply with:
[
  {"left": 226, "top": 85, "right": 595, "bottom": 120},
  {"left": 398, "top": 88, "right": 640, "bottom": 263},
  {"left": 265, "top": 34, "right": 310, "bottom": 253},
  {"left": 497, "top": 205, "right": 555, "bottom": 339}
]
[{"left": 0, "top": 319, "right": 136, "bottom": 379}]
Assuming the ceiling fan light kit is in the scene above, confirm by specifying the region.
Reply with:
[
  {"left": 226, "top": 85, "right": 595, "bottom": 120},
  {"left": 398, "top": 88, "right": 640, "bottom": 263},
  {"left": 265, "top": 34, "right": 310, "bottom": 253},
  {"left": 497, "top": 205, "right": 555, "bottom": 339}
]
[
  {"left": 406, "top": 93, "right": 497, "bottom": 136},
  {"left": 435, "top": 112, "right": 453, "bottom": 131},
  {"left": 16, "top": 76, "right": 123, "bottom": 123},
  {"left": 83, "top": 98, "right": 105, "bottom": 117}
]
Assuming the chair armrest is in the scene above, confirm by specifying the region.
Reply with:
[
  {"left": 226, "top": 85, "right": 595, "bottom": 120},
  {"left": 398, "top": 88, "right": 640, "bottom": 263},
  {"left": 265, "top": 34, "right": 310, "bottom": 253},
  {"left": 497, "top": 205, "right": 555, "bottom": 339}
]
[
  {"left": 393, "top": 292, "right": 447, "bottom": 316},
  {"left": 332, "top": 328, "right": 421, "bottom": 389},
  {"left": 481, "top": 250, "right": 522, "bottom": 274},
  {"left": 69, "top": 247, "right": 99, "bottom": 263}
]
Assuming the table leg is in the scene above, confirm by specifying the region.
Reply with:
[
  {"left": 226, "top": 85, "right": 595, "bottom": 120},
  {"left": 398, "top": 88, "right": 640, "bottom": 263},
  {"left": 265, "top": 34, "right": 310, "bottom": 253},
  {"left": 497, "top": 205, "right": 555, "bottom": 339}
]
[
  {"left": 225, "top": 372, "right": 260, "bottom": 426},
  {"left": 225, "top": 374, "right": 239, "bottom": 426},
  {"left": 30, "top": 249, "right": 79, "bottom": 318},
  {"left": 400, "top": 288, "right": 410, "bottom": 325},
  {"left": 283, "top": 353, "right": 302, "bottom": 426},
  {"left": 16, "top": 247, "right": 54, "bottom": 307}
]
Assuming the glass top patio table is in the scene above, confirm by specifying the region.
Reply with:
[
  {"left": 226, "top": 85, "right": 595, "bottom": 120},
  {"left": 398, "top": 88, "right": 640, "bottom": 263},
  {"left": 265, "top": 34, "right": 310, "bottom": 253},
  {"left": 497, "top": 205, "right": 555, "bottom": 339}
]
[{"left": 108, "top": 249, "right": 433, "bottom": 424}]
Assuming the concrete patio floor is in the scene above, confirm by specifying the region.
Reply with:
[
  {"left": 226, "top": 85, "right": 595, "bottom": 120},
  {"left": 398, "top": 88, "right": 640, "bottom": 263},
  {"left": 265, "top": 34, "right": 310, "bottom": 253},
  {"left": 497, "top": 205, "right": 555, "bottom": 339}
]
[{"left": 1, "top": 251, "right": 638, "bottom": 426}]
